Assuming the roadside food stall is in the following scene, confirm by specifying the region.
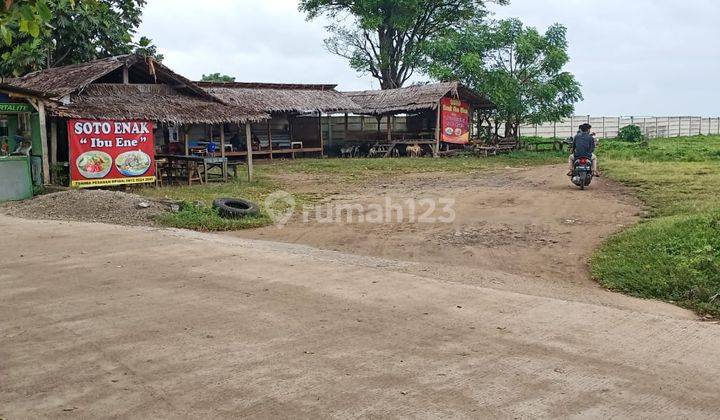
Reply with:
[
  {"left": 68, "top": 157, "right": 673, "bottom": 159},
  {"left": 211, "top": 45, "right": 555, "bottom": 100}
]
[
  {"left": 200, "top": 82, "right": 357, "bottom": 160},
  {"left": 0, "top": 88, "right": 49, "bottom": 201},
  {"left": 2, "top": 54, "right": 267, "bottom": 190},
  {"left": 341, "top": 82, "right": 495, "bottom": 157}
]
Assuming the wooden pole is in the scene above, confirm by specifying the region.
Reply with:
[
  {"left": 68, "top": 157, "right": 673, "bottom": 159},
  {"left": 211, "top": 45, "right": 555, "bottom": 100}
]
[
  {"left": 37, "top": 102, "right": 50, "bottom": 185},
  {"left": 344, "top": 113, "right": 349, "bottom": 143},
  {"left": 434, "top": 100, "right": 442, "bottom": 157},
  {"left": 122, "top": 66, "right": 129, "bottom": 84},
  {"left": 327, "top": 113, "right": 333, "bottom": 150},
  {"left": 245, "top": 122, "right": 253, "bottom": 182},
  {"left": 220, "top": 124, "right": 227, "bottom": 182},
  {"left": 387, "top": 114, "right": 392, "bottom": 142},
  {"left": 375, "top": 115, "right": 382, "bottom": 141},
  {"left": 318, "top": 111, "right": 324, "bottom": 157},
  {"left": 183, "top": 125, "right": 189, "bottom": 156},
  {"left": 267, "top": 118, "right": 273, "bottom": 160},
  {"left": 50, "top": 119, "right": 57, "bottom": 165}
]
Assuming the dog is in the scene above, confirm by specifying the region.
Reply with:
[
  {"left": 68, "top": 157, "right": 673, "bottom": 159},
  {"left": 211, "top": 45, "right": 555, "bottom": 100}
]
[{"left": 406, "top": 143, "right": 423, "bottom": 158}]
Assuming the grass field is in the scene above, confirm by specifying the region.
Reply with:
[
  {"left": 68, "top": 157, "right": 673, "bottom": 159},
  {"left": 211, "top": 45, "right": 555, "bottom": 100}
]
[{"left": 592, "top": 136, "right": 720, "bottom": 316}]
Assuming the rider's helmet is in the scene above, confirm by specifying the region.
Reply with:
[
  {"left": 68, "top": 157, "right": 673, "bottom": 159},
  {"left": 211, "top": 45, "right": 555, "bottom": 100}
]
[{"left": 579, "top": 123, "right": 592, "bottom": 132}]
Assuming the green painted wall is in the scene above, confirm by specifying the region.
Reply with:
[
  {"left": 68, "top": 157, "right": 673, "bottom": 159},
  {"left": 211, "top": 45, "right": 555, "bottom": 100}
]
[
  {"left": 7, "top": 115, "right": 17, "bottom": 150},
  {"left": 30, "top": 112, "right": 41, "bottom": 153}
]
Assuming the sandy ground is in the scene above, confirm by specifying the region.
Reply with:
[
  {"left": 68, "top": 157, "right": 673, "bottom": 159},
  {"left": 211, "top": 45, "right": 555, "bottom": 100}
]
[
  {"left": 233, "top": 165, "right": 680, "bottom": 315},
  {"left": 2, "top": 214, "right": 720, "bottom": 418}
]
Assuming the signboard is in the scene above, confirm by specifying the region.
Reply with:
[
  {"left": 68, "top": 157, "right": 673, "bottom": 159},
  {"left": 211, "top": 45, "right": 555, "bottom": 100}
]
[
  {"left": 68, "top": 119, "right": 155, "bottom": 188},
  {"left": 0, "top": 103, "right": 34, "bottom": 113},
  {"left": 440, "top": 97, "right": 470, "bottom": 144}
]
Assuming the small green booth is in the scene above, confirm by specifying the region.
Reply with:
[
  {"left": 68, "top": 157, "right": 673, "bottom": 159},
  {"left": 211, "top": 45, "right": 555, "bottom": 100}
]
[{"left": 0, "top": 89, "right": 48, "bottom": 202}]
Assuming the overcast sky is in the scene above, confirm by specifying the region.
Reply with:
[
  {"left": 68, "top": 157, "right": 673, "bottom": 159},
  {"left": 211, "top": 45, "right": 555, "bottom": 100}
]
[{"left": 137, "top": 0, "right": 720, "bottom": 116}]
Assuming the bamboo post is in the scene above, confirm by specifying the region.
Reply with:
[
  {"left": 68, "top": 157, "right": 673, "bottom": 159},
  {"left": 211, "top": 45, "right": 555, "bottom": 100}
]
[
  {"left": 220, "top": 124, "right": 227, "bottom": 182},
  {"left": 244, "top": 122, "right": 253, "bottom": 182},
  {"left": 387, "top": 114, "right": 392, "bottom": 142},
  {"left": 50, "top": 119, "right": 57, "bottom": 165}
]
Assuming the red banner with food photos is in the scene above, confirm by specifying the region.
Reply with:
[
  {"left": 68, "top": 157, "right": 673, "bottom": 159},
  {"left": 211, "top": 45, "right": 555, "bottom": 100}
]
[
  {"left": 68, "top": 119, "right": 155, "bottom": 188},
  {"left": 440, "top": 97, "right": 470, "bottom": 144}
]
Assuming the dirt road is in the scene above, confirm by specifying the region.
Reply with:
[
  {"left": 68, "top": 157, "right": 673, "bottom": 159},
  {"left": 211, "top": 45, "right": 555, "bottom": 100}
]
[
  {"left": 234, "top": 165, "right": 679, "bottom": 314},
  {"left": 2, "top": 215, "right": 719, "bottom": 418}
]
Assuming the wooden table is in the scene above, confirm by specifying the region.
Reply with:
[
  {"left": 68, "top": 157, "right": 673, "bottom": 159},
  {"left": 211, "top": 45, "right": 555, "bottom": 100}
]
[{"left": 156, "top": 154, "right": 230, "bottom": 185}]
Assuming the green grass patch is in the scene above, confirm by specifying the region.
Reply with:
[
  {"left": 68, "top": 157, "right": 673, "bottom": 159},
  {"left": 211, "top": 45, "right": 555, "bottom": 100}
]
[
  {"left": 155, "top": 202, "right": 272, "bottom": 231},
  {"left": 138, "top": 173, "right": 307, "bottom": 231},
  {"left": 592, "top": 136, "right": 720, "bottom": 315}
]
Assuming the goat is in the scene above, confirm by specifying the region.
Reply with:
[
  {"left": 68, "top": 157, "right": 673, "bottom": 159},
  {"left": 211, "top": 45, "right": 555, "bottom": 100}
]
[
  {"left": 406, "top": 143, "right": 423, "bottom": 158},
  {"left": 340, "top": 146, "right": 355, "bottom": 158}
]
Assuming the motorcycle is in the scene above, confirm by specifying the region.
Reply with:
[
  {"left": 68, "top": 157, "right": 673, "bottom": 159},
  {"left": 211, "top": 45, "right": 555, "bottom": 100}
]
[{"left": 571, "top": 156, "right": 593, "bottom": 190}]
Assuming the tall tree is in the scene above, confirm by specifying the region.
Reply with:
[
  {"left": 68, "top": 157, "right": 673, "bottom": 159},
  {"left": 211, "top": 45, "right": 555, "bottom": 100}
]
[
  {"left": 426, "top": 18, "right": 582, "bottom": 138},
  {"left": 1, "top": 0, "right": 160, "bottom": 77},
  {"left": 201, "top": 73, "right": 236, "bottom": 83},
  {"left": 299, "top": 0, "right": 506, "bottom": 90}
]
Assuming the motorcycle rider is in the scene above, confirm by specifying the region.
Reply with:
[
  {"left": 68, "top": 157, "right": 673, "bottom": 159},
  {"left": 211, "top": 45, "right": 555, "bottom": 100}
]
[{"left": 567, "top": 123, "right": 600, "bottom": 177}]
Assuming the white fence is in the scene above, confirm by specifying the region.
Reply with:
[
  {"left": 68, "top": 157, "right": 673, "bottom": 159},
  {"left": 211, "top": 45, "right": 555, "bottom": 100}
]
[{"left": 517, "top": 116, "right": 720, "bottom": 139}]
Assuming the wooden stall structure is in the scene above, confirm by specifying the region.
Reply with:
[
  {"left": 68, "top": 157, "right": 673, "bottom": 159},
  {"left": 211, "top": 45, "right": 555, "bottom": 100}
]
[
  {"left": 4, "top": 54, "right": 267, "bottom": 185},
  {"left": 342, "top": 82, "right": 494, "bottom": 157},
  {"left": 199, "top": 82, "right": 358, "bottom": 160},
  {"left": 0, "top": 84, "right": 51, "bottom": 199}
]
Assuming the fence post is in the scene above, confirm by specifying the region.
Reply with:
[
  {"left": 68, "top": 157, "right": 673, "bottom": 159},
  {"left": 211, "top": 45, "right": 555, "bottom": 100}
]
[
  {"left": 553, "top": 121, "right": 557, "bottom": 139},
  {"left": 602, "top": 117, "right": 606, "bottom": 138}
]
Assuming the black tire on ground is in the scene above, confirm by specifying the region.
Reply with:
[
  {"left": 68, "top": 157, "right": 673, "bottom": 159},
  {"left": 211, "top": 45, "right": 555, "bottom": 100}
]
[
  {"left": 213, "top": 198, "right": 260, "bottom": 218},
  {"left": 579, "top": 173, "right": 586, "bottom": 190}
]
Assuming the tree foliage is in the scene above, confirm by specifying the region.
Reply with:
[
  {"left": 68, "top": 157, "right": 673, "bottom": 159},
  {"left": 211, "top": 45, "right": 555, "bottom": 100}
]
[
  {"left": 299, "top": 0, "right": 505, "bottom": 90},
  {"left": 134, "top": 35, "right": 163, "bottom": 62},
  {"left": 426, "top": 18, "right": 582, "bottom": 138},
  {"left": 0, "top": 0, "right": 53, "bottom": 45},
  {"left": 201, "top": 73, "right": 236, "bottom": 83},
  {"left": 1, "top": 0, "right": 161, "bottom": 77},
  {"left": 617, "top": 124, "right": 644, "bottom": 142}
]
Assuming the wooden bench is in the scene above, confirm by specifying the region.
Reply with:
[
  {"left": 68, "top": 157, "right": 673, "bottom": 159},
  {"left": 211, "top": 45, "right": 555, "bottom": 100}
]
[
  {"left": 524, "top": 139, "right": 568, "bottom": 152},
  {"left": 477, "top": 137, "right": 520, "bottom": 156}
]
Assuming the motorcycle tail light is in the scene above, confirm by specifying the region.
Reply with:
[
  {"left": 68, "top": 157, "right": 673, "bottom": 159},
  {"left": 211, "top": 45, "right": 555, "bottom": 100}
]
[{"left": 579, "top": 158, "right": 589, "bottom": 164}]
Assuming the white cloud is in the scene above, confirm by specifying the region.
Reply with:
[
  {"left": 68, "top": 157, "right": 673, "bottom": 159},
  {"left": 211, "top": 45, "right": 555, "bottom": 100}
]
[{"left": 138, "top": 0, "right": 720, "bottom": 115}]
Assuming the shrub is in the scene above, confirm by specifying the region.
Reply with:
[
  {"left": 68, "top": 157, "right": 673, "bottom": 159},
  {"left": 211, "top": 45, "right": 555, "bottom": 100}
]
[{"left": 617, "top": 124, "right": 644, "bottom": 142}]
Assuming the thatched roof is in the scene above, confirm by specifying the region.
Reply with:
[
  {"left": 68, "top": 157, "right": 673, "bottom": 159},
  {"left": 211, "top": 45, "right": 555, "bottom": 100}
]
[
  {"left": 199, "top": 82, "right": 359, "bottom": 114},
  {"left": 345, "top": 82, "right": 493, "bottom": 115},
  {"left": 5, "top": 55, "right": 128, "bottom": 98},
  {"left": 49, "top": 84, "right": 267, "bottom": 124},
  {"left": 4, "top": 54, "right": 267, "bottom": 123}
]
